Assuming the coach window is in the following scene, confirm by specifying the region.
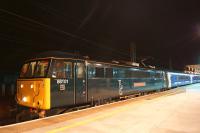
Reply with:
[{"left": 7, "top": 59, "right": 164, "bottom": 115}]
[
  {"left": 52, "top": 60, "right": 72, "bottom": 78},
  {"left": 95, "top": 67, "right": 104, "bottom": 78}
]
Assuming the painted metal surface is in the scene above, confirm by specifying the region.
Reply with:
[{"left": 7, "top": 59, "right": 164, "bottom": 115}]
[{"left": 16, "top": 56, "right": 200, "bottom": 111}]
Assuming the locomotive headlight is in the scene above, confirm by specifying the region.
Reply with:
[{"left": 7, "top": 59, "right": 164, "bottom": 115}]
[
  {"left": 20, "top": 84, "right": 24, "bottom": 88},
  {"left": 22, "top": 97, "right": 27, "bottom": 102},
  {"left": 30, "top": 84, "right": 34, "bottom": 89}
]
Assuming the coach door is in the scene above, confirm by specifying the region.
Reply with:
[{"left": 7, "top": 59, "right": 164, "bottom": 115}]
[{"left": 74, "top": 61, "right": 87, "bottom": 104}]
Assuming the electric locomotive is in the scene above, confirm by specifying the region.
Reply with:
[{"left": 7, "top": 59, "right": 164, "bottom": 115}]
[{"left": 16, "top": 51, "right": 200, "bottom": 120}]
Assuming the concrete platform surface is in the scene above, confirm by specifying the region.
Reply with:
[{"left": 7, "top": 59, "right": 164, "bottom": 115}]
[{"left": 1, "top": 84, "right": 200, "bottom": 133}]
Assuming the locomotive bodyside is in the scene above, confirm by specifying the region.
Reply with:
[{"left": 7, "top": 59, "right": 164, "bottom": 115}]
[{"left": 87, "top": 61, "right": 166, "bottom": 102}]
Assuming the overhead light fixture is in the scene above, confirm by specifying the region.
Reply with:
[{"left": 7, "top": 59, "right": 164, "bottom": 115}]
[{"left": 96, "top": 63, "right": 102, "bottom": 66}]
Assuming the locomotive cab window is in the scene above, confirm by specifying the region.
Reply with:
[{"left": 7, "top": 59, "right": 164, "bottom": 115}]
[
  {"left": 20, "top": 63, "right": 29, "bottom": 77},
  {"left": 35, "top": 60, "right": 49, "bottom": 77},
  {"left": 28, "top": 61, "right": 37, "bottom": 77},
  {"left": 19, "top": 60, "right": 49, "bottom": 78},
  {"left": 52, "top": 60, "right": 72, "bottom": 78}
]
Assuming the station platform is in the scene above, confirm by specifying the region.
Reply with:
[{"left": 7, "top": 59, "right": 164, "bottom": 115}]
[{"left": 1, "top": 84, "right": 200, "bottom": 133}]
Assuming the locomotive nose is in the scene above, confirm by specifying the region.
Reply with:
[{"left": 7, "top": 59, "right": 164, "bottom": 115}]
[{"left": 17, "top": 79, "right": 51, "bottom": 110}]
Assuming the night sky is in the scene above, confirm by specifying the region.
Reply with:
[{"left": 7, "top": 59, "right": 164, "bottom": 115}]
[{"left": 1, "top": 0, "right": 200, "bottom": 74}]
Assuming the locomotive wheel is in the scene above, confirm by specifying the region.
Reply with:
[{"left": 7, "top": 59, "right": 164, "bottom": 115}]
[
  {"left": 16, "top": 110, "right": 38, "bottom": 122},
  {"left": 16, "top": 110, "right": 30, "bottom": 123}
]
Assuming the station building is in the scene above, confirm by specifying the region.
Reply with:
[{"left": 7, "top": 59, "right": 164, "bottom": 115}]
[{"left": 185, "top": 64, "right": 200, "bottom": 74}]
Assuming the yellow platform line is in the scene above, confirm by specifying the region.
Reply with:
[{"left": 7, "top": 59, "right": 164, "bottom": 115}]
[
  {"left": 47, "top": 89, "right": 184, "bottom": 133},
  {"left": 47, "top": 106, "right": 129, "bottom": 133}
]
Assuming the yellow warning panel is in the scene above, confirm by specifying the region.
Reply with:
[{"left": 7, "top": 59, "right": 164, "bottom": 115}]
[{"left": 16, "top": 78, "right": 51, "bottom": 110}]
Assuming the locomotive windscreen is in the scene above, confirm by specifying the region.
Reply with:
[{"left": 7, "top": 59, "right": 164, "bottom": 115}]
[{"left": 20, "top": 60, "right": 50, "bottom": 78}]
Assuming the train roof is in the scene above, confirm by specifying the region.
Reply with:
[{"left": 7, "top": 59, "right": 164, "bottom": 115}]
[
  {"left": 26, "top": 51, "right": 195, "bottom": 74},
  {"left": 25, "top": 51, "right": 164, "bottom": 72},
  {"left": 31, "top": 51, "right": 85, "bottom": 59}
]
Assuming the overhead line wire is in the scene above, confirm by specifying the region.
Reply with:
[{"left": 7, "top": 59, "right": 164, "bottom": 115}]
[{"left": 0, "top": 8, "right": 129, "bottom": 57}]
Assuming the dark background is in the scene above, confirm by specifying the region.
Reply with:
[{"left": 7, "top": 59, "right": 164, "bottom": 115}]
[{"left": 0, "top": 0, "right": 200, "bottom": 74}]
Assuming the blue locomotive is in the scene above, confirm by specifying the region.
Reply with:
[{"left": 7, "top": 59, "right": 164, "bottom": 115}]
[{"left": 16, "top": 51, "right": 200, "bottom": 119}]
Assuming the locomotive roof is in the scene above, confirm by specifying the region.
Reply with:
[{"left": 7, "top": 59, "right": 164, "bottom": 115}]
[
  {"left": 26, "top": 51, "right": 162, "bottom": 72},
  {"left": 31, "top": 51, "right": 85, "bottom": 60},
  {"left": 25, "top": 51, "right": 192, "bottom": 73}
]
